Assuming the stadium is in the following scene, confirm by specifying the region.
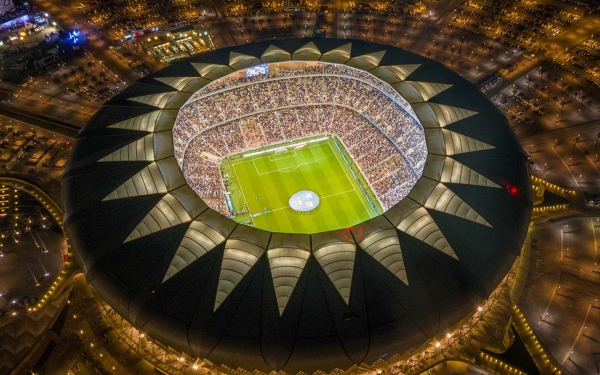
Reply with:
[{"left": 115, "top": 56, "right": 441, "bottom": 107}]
[{"left": 62, "top": 39, "right": 532, "bottom": 374}]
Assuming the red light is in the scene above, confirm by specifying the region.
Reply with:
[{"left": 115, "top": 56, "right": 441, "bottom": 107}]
[{"left": 508, "top": 186, "right": 518, "bottom": 195}]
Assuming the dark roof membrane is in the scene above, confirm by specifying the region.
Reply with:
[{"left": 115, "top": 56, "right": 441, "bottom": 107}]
[{"left": 62, "top": 38, "right": 531, "bottom": 373}]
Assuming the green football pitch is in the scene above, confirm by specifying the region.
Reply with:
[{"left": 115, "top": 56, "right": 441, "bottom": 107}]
[{"left": 221, "top": 138, "right": 381, "bottom": 234}]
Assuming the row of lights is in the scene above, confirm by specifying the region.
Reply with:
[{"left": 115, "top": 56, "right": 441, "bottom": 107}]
[
  {"left": 414, "top": 304, "right": 488, "bottom": 371},
  {"left": 15, "top": 181, "right": 67, "bottom": 312},
  {"left": 531, "top": 176, "right": 576, "bottom": 196},
  {"left": 32, "top": 273, "right": 65, "bottom": 311},
  {"left": 512, "top": 305, "right": 561, "bottom": 374},
  {"left": 1, "top": 182, "right": 62, "bottom": 227},
  {"left": 1, "top": 181, "right": 66, "bottom": 315},
  {"left": 30, "top": 240, "right": 72, "bottom": 313},
  {"left": 532, "top": 204, "right": 569, "bottom": 213},
  {"left": 479, "top": 352, "right": 525, "bottom": 374}
]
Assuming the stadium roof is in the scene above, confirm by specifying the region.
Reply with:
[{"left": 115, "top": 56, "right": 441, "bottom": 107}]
[{"left": 62, "top": 39, "right": 532, "bottom": 374}]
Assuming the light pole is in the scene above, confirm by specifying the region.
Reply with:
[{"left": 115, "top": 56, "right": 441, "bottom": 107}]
[
  {"left": 29, "top": 229, "right": 39, "bottom": 248},
  {"left": 26, "top": 263, "right": 40, "bottom": 286},
  {"left": 35, "top": 229, "right": 48, "bottom": 253},
  {"left": 37, "top": 257, "right": 49, "bottom": 277}
]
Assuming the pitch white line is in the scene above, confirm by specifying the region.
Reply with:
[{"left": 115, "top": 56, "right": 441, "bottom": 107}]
[
  {"left": 268, "top": 149, "right": 298, "bottom": 161},
  {"left": 230, "top": 141, "right": 372, "bottom": 219},
  {"left": 260, "top": 189, "right": 355, "bottom": 214},
  {"left": 231, "top": 162, "right": 253, "bottom": 223},
  {"left": 592, "top": 219, "right": 598, "bottom": 265},
  {"left": 321, "top": 189, "right": 355, "bottom": 200},
  {"left": 327, "top": 142, "right": 374, "bottom": 218},
  {"left": 250, "top": 147, "right": 318, "bottom": 176}
]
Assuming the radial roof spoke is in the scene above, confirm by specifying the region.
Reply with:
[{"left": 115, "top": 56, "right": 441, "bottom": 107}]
[
  {"left": 346, "top": 50, "right": 386, "bottom": 70},
  {"left": 103, "top": 162, "right": 169, "bottom": 201},
  {"left": 292, "top": 41, "right": 322, "bottom": 60},
  {"left": 128, "top": 92, "right": 178, "bottom": 108},
  {"left": 267, "top": 234, "right": 311, "bottom": 315},
  {"left": 440, "top": 157, "right": 499, "bottom": 187},
  {"left": 397, "top": 81, "right": 453, "bottom": 103},
  {"left": 442, "top": 129, "right": 495, "bottom": 155},
  {"left": 125, "top": 193, "right": 193, "bottom": 242},
  {"left": 385, "top": 199, "right": 457, "bottom": 259},
  {"left": 354, "top": 217, "right": 407, "bottom": 285},
  {"left": 261, "top": 45, "right": 291, "bottom": 63},
  {"left": 106, "top": 110, "right": 172, "bottom": 132},
  {"left": 320, "top": 42, "right": 352, "bottom": 63},
  {"left": 214, "top": 226, "right": 270, "bottom": 311},
  {"left": 370, "top": 64, "right": 421, "bottom": 83},
  {"left": 163, "top": 218, "right": 231, "bottom": 283},
  {"left": 154, "top": 76, "right": 211, "bottom": 92},
  {"left": 423, "top": 155, "right": 499, "bottom": 188},
  {"left": 229, "top": 52, "right": 263, "bottom": 70},
  {"left": 190, "top": 62, "right": 235, "bottom": 79},
  {"left": 424, "top": 183, "right": 492, "bottom": 227},
  {"left": 412, "top": 102, "right": 478, "bottom": 128},
  {"left": 125, "top": 185, "right": 208, "bottom": 242},
  {"left": 312, "top": 230, "right": 356, "bottom": 305},
  {"left": 98, "top": 134, "right": 156, "bottom": 162}
]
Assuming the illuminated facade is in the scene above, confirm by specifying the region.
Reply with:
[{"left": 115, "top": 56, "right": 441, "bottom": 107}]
[{"left": 62, "top": 39, "right": 532, "bottom": 373}]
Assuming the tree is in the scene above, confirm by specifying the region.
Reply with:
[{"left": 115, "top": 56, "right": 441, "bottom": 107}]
[
  {"left": 70, "top": 69, "right": 79, "bottom": 83},
  {"left": 98, "top": 71, "right": 107, "bottom": 81},
  {"left": 62, "top": 73, "right": 69, "bottom": 82},
  {"left": 52, "top": 77, "right": 61, "bottom": 88},
  {"left": 86, "top": 61, "right": 94, "bottom": 72},
  {"left": 90, "top": 75, "right": 98, "bottom": 84}
]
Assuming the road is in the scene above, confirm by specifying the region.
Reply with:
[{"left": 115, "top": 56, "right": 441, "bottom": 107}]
[
  {"left": 0, "top": 81, "right": 96, "bottom": 126},
  {"left": 518, "top": 117, "right": 600, "bottom": 148},
  {"left": 0, "top": 106, "right": 80, "bottom": 138}
]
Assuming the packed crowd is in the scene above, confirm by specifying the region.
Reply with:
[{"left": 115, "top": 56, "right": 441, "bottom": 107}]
[
  {"left": 182, "top": 105, "right": 422, "bottom": 215},
  {"left": 174, "top": 63, "right": 427, "bottom": 215},
  {"left": 175, "top": 65, "right": 425, "bottom": 165},
  {"left": 188, "top": 62, "right": 416, "bottom": 116}
]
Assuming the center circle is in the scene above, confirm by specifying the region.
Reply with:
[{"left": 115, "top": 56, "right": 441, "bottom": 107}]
[
  {"left": 289, "top": 190, "right": 320, "bottom": 212},
  {"left": 173, "top": 61, "right": 427, "bottom": 234}
]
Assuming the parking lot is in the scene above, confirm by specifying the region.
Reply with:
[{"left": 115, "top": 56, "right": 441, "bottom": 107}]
[
  {"left": 0, "top": 115, "right": 72, "bottom": 189},
  {"left": 520, "top": 215, "right": 600, "bottom": 375},
  {"left": 492, "top": 66, "right": 600, "bottom": 190}
]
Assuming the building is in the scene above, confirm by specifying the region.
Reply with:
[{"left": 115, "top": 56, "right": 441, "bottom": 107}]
[{"left": 62, "top": 39, "right": 532, "bottom": 374}]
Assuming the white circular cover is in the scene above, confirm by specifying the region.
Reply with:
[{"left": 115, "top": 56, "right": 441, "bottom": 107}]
[{"left": 289, "top": 190, "right": 320, "bottom": 212}]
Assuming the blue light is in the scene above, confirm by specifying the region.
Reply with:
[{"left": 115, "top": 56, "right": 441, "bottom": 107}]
[{"left": 62, "top": 29, "right": 86, "bottom": 46}]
